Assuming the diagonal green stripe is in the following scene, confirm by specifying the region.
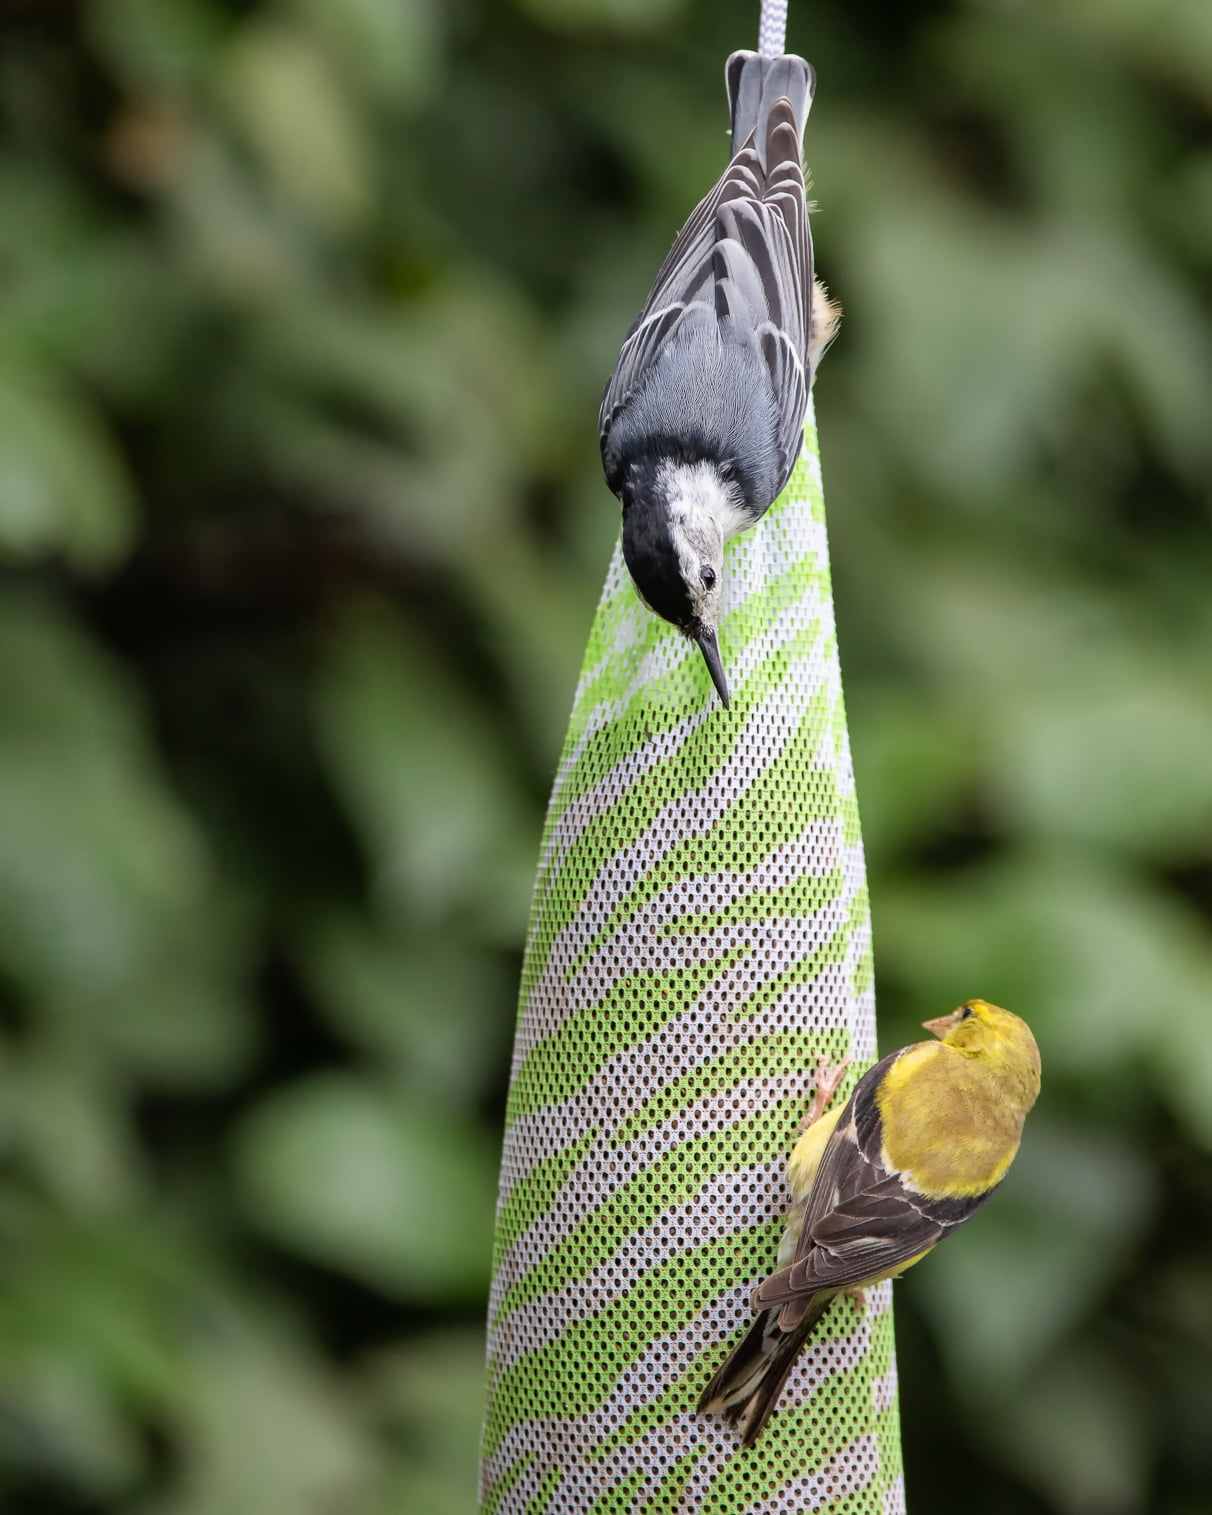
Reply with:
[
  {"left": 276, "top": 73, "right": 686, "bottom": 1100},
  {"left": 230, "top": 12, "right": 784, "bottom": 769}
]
[
  {"left": 491, "top": 1126, "right": 599, "bottom": 1273},
  {"left": 732, "top": 885, "right": 870, "bottom": 1019},
  {"left": 480, "top": 1451, "right": 536, "bottom": 1515},
  {"left": 525, "top": 1468, "right": 564, "bottom": 1515},
  {"left": 484, "top": 1230, "right": 771, "bottom": 1458},
  {"left": 492, "top": 1094, "right": 803, "bottom": 1325},
  {"left": 506, "top": 949, "right": 749, "bottom": 1127},
  {"left": 612, "top": 1027, "right": 854, "bottom": 1146}
]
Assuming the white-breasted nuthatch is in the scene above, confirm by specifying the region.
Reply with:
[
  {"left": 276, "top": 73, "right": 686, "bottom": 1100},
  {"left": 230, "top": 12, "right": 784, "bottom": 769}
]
[{"left": 599, "top": 51, "right": 839, "bottom": 708}]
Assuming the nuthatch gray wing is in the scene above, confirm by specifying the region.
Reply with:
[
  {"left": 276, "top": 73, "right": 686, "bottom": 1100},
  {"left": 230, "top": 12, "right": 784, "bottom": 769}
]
[{"left": 600, "top": 51, "right": 839, "bottom": 708}]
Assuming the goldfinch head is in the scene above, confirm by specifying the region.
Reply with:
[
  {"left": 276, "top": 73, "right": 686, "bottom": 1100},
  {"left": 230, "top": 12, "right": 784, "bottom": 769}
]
[{"left": 923, "top": 1000, "right": 1041, "bottom": 1091}]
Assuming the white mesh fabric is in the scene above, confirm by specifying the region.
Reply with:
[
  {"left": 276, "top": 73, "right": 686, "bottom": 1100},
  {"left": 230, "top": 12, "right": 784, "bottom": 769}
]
[{"left": 480, "top": 410, "right": 905, "bottom": 1514}]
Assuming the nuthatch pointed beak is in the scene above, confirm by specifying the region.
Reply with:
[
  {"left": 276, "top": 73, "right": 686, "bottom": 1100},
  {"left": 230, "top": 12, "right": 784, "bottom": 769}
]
[{"left": 696, "top": 626, "right": 730, "bottom": 708}]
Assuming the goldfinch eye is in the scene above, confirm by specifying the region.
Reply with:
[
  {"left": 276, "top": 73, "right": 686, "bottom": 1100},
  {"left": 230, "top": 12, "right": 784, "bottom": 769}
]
[
  {"left": 959, "top": 1006, "right": 974, "bottom": 1020},
  {"left": 700, "top": 566, "right": 716, "bottom": 588}
]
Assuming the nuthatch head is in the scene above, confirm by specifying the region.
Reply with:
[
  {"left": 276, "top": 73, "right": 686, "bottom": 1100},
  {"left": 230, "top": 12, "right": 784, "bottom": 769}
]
[{"left": 619, "top": 452, "right": 740, "bottom": 704}]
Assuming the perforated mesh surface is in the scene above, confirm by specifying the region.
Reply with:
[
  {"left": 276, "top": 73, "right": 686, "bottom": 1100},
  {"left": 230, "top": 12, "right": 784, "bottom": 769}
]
[{"left": 480, "top": 409, "right": 905, "bottom": 1514}]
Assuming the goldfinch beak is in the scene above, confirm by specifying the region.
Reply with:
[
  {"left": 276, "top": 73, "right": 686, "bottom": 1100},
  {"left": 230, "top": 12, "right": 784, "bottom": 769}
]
[
  {"left": 923, "top": 1011, "right": 961, "bottom": 1039},
  {"left": 696, "top": 627, "right": 730, "bottom": 709}
]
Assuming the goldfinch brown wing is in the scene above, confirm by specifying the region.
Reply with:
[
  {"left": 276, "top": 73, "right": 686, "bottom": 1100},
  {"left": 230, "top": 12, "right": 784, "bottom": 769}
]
[{"left": 752, "top": 1049, "right": 995, "bottom": 1325}]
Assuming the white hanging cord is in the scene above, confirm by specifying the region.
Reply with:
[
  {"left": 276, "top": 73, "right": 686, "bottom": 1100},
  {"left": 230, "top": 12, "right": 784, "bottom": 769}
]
[{"left": 758, "top": 0, "right": 788, "bottom": 56}]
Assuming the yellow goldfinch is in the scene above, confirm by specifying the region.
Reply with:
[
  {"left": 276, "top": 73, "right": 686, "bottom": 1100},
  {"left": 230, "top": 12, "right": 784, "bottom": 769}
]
[{"left": 699, "top": 999, "right": 1041, "bottom": 1445}]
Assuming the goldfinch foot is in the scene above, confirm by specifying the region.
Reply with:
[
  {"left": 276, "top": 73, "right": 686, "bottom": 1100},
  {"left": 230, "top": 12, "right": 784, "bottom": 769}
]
[{"left": 797, "top": 1055, "right": 851, "bottom": 1131}]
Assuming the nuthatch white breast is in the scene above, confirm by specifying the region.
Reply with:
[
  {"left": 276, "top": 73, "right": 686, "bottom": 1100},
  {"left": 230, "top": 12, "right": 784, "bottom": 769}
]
[{"left": 600, "top": 51, "right": 839, "bottom": 707}]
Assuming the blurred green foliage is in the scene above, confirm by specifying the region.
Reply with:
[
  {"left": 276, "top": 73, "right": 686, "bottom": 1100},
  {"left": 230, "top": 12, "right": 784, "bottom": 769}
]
[{"left": 0, "top": 0, "right": 1210, "bottom": 1511}]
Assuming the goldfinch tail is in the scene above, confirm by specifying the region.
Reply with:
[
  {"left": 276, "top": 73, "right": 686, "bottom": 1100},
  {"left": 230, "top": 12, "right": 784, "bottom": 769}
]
[{"left": 697, "top": 1293, "right": 832, "bottom": 1447}]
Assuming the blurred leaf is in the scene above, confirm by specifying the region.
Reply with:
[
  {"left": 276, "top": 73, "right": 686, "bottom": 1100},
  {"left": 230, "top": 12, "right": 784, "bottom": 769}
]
[
  {"left": 0, "top": 1349, "right": 144, "bottom": 1499},
  {"left": 235, "top": 274, "right": 558, "bottom": 568},
  {"left": 0, "top": 167, "right": 157, "bottom": 384},
  {"left": 0, "top": 597, "right": 202, "bottom": 960},
  {"left": 297, "top": 911, "right": 511, "bottom": 1101},
  {"left": 234, "top": 1074, "right": 497, "bottom": 1300},
  {"left": 164, "top": 130, "right": 311, "bottom": 297},
  {"left": 454, "top": 527, "right": 597, "bottom": 761},
  {"left": 986, "top": 1344, "right": 1149, "bottom": 1515},
  {"left": 286, "top": 0, "right": 442, "bottom": 106},
  {"left": 362, "top": 1329, "right": 485, "bottom": 1515},
  {"left": 0, "top": 369, "right": 135, "bottom": 568},
  {"left": 993, "top": 658, "right": 1212, "bottom": 857},
  {"left": 514, "top": 0, "right": 689, "bottom": 35},
  {"left": 1148, "top": 994, "right": 1212, "bottom": 1152},
  {"left": 938, "top": 14, "right": 1164, "bottom": 216},
  {"left": 0, "top": 1213, "right": 198, "bottom": 1415},
  {"left": 1064, "top": 0, "right": 1212, "bottom": 108},
  {"left": 7, "top": 1047, "right": 144, "bottom": 1214},
  {"left": 877, "top": 553, "right": 1124, "bottom": 704},
  {"left": 162, "top": 1316, "right": 373, "bottom": 1515},
  {"left": 0, "top": 596, "right": 251, "bottom": 1082},
  {"left": 89, "top": 0, "right": 225, "bottom": 91},
  {"left": 219, "top": 19, "right": 372, "bottom": 231},
  {"left": 879, "top": 851, "right": 1212, "bottom": 1081},
  {"left": 849, "top": 691, "right": 977, "bottom": 866},
  {"left": 314, "top": 602, "right": 535, "bottom": 934},
  {"left": 1160, "top": 149, "right": 1212, "bottom": 268}
]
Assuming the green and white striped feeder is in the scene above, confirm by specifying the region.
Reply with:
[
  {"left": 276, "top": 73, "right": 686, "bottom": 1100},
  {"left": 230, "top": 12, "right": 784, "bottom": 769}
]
[{"left": 479, "top": 392, "right": 906, "bottom": 1511}]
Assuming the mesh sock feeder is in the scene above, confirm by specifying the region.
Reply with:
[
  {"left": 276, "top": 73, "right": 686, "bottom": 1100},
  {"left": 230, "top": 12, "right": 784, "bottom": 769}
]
[{"left": 480, "top": 15, "right": 905, "bottom": 1514}]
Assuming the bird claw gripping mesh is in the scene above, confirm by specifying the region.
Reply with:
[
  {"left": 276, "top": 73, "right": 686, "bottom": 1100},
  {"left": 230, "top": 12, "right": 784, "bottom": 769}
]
[{"left": 479, "top": 412, "right": 905, "bottom": 1514}]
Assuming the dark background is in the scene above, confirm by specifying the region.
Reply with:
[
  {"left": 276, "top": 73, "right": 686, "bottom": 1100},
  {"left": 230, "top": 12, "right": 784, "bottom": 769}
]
[{"left": 2, "top": 0, "right": 1211, "bottom": 1511}]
